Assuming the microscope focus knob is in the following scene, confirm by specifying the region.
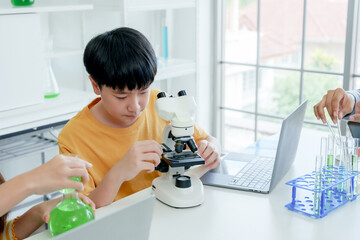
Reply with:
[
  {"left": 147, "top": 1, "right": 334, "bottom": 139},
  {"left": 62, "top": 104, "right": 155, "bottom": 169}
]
[
  {"left": 175, "top": 175, "right": 191, "bottom": 188},
  {"left": 178, "top": 90, "right": 187, "bottom": 96},
  {"left": 157, "top": 92, "right": 166, "bottom": 99}
]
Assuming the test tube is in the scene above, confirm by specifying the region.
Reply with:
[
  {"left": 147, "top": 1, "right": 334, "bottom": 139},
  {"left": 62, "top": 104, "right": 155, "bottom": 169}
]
[
  {"left": 337, "top": 136, "right": 347, "bottom": 193},
  {"left": 327, "top": 135, "right": 335, "bottom": 168},
  {"left": 314, "top": 155, "right": 323, "bottom": 216},
  {"left": 352, "top": 138, "right": 359, "bottom": 195},
  {"left": 320, "top": 137, "right": 327, "bottom": 162},
  {"left": 344, "top": 138, "right": 354, "bottom": 200}
]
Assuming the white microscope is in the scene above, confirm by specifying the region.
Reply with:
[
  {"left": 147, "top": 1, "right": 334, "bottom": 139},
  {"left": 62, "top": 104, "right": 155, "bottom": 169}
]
[{"left": 152, "top": 90, "right": 205, "bottom": 208}]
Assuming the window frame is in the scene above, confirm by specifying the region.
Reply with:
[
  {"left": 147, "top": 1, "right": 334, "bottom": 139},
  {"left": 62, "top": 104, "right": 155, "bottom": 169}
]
[{"left": 215, "top": 0, "right": 359, "bottom": 150}]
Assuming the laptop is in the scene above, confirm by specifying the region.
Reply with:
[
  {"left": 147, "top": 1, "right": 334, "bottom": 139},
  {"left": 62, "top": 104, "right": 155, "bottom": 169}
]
[
  {"left": 201, "top": 100, "right": 308, "bottom": 193},
  {"left": 28, "top": 191, "right": 155, "bottom": 240}
]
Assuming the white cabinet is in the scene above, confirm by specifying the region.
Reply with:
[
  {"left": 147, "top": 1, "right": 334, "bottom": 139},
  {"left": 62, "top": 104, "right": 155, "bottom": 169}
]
[{"left": 0, "top": 14, "right": 45, "bottom": 111}]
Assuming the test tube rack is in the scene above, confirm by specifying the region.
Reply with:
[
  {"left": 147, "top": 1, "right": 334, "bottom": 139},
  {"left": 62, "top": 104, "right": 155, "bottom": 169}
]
[{"left": 285, "top": 166, "right": 360, "bottom": 218}]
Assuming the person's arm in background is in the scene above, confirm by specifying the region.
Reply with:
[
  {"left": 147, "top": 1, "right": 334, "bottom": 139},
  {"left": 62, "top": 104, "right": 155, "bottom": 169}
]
[
  {"left": 0, "top": 155, "right": 92, "bottom": 217},
  {"left": 313, "top": 88, "right": 356, "bottom": 124}
]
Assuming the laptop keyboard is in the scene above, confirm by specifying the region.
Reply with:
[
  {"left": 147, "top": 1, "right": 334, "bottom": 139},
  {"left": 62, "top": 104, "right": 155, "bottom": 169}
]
[{"left": 229, "top": 156, "right": 275, "bottom": 189}]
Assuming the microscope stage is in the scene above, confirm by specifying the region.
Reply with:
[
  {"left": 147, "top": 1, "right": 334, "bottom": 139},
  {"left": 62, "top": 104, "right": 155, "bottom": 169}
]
[{"left": 162, "top": 151, "right": 205, "bottom": 168}]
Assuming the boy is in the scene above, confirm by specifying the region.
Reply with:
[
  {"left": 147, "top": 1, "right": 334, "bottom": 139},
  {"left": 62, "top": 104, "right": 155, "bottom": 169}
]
[{"left": 58, "top": 27, "right": 221, "bottom": 208}]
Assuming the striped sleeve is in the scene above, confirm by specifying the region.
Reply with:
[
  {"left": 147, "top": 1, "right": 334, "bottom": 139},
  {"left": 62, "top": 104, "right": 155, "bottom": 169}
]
[{"left": 0, "top": 217, "right": 19, "bottom": 240}]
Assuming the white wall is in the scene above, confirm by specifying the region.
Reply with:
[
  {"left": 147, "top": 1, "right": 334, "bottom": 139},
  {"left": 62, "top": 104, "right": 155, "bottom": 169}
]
[{"left": 197, "top": 0, "right": 216, "bottom": 135}]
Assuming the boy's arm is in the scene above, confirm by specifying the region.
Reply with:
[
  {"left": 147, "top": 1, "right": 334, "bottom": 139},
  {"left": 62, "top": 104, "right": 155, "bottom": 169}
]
[{"left": 88, "top": 140, "right": 162, "bottom": 208}]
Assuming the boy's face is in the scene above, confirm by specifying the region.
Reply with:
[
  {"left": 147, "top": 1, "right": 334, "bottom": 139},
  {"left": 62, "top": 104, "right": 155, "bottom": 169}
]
[{"left": 91, "top": 78, "right": 150, "bottom": 128}]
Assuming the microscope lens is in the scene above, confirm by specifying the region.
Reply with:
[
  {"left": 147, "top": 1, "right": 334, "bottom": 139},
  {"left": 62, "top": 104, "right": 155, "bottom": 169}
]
[
  {"left": 178, "top": 90, "right": 187, "bottom": 96},
  {"left": 188, "top": 139, "right": 198, "bottom": 153},
  {"left": 157, "top": 92, "right": 166, "bottom": 99},
  {"left": 175, "top": 143, "right": 184, "bottom": 153}
]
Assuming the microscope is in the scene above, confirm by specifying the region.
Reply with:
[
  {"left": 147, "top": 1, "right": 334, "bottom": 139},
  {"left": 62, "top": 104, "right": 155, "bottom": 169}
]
[{"left": 152, "top": 90, "right": 205, "bottom": 208}]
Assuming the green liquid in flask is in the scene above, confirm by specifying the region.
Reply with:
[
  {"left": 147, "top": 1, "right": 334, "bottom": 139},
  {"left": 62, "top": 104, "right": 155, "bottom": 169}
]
[
  {"left": 49, "top": 193, "right": 94, "bottom": 236},
  {"left": 49, "top": 176, "right": 94, "bottom": 236},
  {"left": 11, "top": 0, "right": 34, "bottom": 6}
]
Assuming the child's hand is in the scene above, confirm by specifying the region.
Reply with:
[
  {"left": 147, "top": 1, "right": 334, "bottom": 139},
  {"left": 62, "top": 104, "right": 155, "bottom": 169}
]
[
  {"left": 41, "top": 194, "right": 96, "bottom": 223},
  {"left": 117, "top": 140, "right": 162, "bottom": 182},
  {"left": 33, "top": 198, "right": 61, "bottom": 224},
  {"left": 197, "top": 140, "right": 221, "bottom": 169},
  {"left": 25, "top": 154, "right": 93, "bottom": 195}
]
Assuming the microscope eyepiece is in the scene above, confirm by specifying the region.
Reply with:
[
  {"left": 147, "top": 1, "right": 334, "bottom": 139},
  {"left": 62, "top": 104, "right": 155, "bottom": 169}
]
[
  {"left": 178, "top": 90, "right": 187, "bottom": 96},
  {"left": 157, "top": 92, "right": 166, "bottom": 99}
]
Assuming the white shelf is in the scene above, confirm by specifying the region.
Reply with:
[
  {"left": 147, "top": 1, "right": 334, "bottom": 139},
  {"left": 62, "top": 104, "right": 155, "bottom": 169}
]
[
  {"left": 155, "top": 58, "right": 196, "bottom": 81},
  {"left": 0, "top": 1, "right": 93, "bottom": 15},
  {"left": 0, "top": 88, "right": 96, "bottom": 137},
  {"left": 94, "top": 0, "right": 196, "bottom": 12},
  {"left": 127, "top": 0, "right": 196, "bottom": 11},
  {"left": 48, "top": 46, "right": 84, "bottom": 58}
]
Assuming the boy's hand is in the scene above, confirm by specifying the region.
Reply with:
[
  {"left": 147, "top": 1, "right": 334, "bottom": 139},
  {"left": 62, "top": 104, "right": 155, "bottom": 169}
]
[
  {"left": 197, "top": 140, "right": 221, "bottom": 169},
  {"left": 117, "top": 140, "right": 162, "bottom": 182}
]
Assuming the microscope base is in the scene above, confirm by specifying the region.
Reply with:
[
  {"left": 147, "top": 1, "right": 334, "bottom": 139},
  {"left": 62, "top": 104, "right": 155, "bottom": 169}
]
[{"left": 152, "top": 173, "right": 204, "bottom": 208}]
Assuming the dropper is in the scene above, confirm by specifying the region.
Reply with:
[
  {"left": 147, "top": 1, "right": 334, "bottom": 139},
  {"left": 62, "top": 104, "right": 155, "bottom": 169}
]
[
  {"left": 326, "top": 120, "right": 336, "bottom": 139},
  {"left": 336, "top": 116, "right": 342, "bottom": 141}
]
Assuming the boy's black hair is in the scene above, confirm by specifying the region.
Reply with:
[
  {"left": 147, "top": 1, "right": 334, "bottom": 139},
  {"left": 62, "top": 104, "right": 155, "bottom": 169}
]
[{"left": 84, "top": 27, "right": 157, "bottom": 91}]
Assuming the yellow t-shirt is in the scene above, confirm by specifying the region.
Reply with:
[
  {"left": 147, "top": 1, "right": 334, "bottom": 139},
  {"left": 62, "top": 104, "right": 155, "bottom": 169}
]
[{"left": 58, "top": 89, "right": 208, "bottom": 201}]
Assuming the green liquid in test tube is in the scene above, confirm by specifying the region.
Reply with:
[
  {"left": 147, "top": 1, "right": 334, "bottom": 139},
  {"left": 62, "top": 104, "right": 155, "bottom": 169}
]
[
  {"left": 327, "top": 135, "right": 335, "bottom": 168},
  {"left": 327, "top": 155, "right": 334, "bottom": 167}
]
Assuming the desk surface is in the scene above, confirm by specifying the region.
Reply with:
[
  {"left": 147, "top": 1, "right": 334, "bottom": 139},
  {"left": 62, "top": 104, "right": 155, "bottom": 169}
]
[{"left": 29, "top": 128, "right": 360, "bottom": 240}]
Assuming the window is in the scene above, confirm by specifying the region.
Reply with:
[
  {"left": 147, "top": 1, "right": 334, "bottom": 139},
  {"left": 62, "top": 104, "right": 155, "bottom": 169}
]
[{"left": 218, "top": 0, "right": 355, "bottom": 153}]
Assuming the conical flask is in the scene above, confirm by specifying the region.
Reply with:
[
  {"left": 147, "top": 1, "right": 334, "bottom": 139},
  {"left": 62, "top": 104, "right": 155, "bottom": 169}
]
[
  {"left": 44, "top": 62, "right": 60, "bottom": 98},
  {"left": 49, "top": 177, "right": 94, "bottom": 236},
  {"left": 11, "top": 0, "right": 34, "bottom": 6}
]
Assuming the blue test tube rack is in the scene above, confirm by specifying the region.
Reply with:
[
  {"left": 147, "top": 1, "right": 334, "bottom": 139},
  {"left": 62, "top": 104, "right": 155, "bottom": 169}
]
[{"left": 285, "top": 166, "right": 360, "bottom": 218}]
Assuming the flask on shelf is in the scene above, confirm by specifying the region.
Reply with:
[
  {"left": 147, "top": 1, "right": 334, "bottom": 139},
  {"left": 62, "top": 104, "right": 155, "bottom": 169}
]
[
  {"left": 44, "top": 62, "right": 60, "bottom": 98},
  {"left": 11, "top": 0, "right": 34, "bottom": 6},
  {"left": 49, "top": 176, "right": 95, "bottom": 236}
]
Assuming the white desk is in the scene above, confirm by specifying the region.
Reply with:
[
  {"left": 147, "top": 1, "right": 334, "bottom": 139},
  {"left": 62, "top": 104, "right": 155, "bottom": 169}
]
[{"left": 29, "top": 128, "right": 360, "bottom": 240}]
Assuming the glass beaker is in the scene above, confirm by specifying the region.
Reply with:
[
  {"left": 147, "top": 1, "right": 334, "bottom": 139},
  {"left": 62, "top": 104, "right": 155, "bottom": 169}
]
[
  {"left": 11, "top": 0, "right": 34, "bottom": 6},
  {"left": 44, "top": 62, "right": 60, "bottom": 98}
]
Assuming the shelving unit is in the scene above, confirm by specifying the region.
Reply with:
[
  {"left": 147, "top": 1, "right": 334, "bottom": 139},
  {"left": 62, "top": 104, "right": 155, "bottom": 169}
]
[
  {"left": 0, "top": 1, "right": 93, "bottom": 15},
  {"left": 156, "top": 58, "right": 196, "bottom": 81},
  {"left": 93, "top": 0, "right": 195, "bottom": 12}
]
